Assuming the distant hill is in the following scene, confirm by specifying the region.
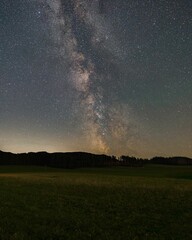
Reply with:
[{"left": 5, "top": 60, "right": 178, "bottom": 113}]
[
  {"left": 0, "top": 151, "right": 117, "bottom": 168},
  {"left": 0, "top": 151, "right": 191, "bottom": 168},
  {"left": 150, "top": 156, "right": 192, "bottom": 165}
]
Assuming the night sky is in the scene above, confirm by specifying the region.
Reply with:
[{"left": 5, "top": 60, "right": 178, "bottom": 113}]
[{"left": 0, "top": 0, "right": 192, "bottom": 158}]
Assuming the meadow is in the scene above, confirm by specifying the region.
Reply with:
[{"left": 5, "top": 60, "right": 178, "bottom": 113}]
[{"left": 0, "top": 165, "right": 191, "bottom": 240}]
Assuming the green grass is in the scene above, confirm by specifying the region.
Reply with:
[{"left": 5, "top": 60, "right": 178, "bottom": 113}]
[{"left": 0, "top": 165, "right": 191, "bottom": 240}]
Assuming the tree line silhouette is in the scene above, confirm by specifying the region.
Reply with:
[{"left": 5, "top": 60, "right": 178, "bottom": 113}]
[{"left": 0, "top": 151, "right": 191, "bottom": 168}]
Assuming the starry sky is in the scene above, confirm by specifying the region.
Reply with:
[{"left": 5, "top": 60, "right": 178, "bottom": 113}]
[{"left": 0, "top": 0, "right": 192, "bottom": 158}]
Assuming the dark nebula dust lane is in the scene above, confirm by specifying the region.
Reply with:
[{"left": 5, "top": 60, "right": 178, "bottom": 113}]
[{"left": 0, "top": 0, "right": 192, "bottom": 157}]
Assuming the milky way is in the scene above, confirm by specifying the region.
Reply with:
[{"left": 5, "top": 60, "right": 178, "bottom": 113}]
[
  {"left": 45, "top": 0, "right": 137, "bottom": 154},
  {"left": 0, "top": 0, "right": 192, "bottom": 157}
]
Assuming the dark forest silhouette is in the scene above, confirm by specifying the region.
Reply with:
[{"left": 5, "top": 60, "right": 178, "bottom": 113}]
[{"left": 0, "top": 151, "right": 191, "bottom": 168}]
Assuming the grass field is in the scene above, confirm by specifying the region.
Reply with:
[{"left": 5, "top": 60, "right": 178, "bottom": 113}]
[{"left": 0, "top": 165, "right": 191, "bottom": 240}]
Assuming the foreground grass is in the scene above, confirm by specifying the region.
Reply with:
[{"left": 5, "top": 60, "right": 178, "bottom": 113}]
[{"left": 0, "top": 165, "right": 191, "bottom": 240}]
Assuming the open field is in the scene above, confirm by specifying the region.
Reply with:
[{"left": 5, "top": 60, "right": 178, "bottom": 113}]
[{"left": 0, "top": 165, "right": 192, "bottom": 240}]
